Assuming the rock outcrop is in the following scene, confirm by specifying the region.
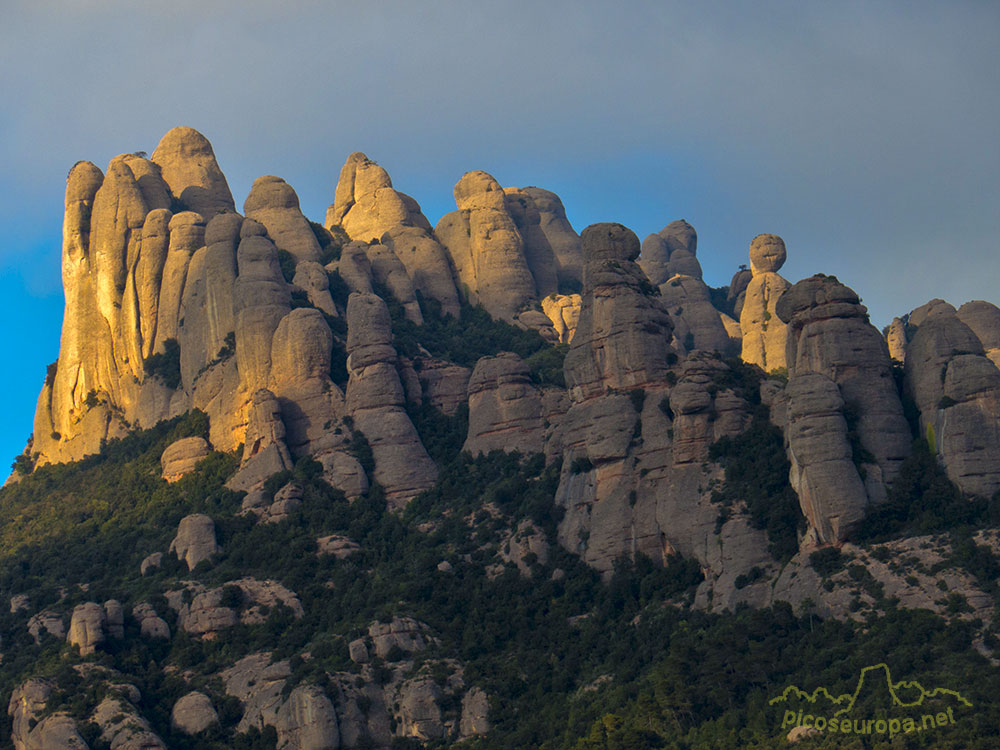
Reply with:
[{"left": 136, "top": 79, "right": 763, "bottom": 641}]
[
  {"left": 740, "top": 233, "right": 791, "bottom": 372},
  {"left": 171, "top": 691, "right": 219, "bottom": 735},
  {"left": 958, "top": 300, "right": 1000, "bottom": 369},
  {"left": 903, "top": 304, "right": 1000, "bottom": 496},
  {"left": 777, "top": 274, "right": 912, "bottom": 507},
  {"left": 244, "top": 176, "right": 322, "bottom": 264},
  {"left": 435, "top": 170, "right": 538, "bottom": 322},
  {"left": 160, "top": 436, "right": 210, "bottom": 482},
  {"left": 345, "top": 293, "right": 437, "bottom": 508},
  {"left": 521, "top": 186, "right": 583, "bottom": 289},
  {"left": 784, "top": 372, "right": 869, "bottom": 543},
  {"left": 328, "top": 152, "right": 460, "bottom": 315},
  {"left": 504, "top": 187, "right": 559, "bottom": 298},
  {"left": 68, "top": 602, "right": 105, "bottom": 655},
  {"left": 8, "top": 679, "right": 89, "bottom": 750},
  {"left": 169, "top": 514, "right": 220, "bottom": 571},
  {"left": 638, "top": 220, "right": 702, "bottom": 284},
  {"left": 151, "top": 125, "right": 235, "bottom": 217},
  {"left": 464, "top": 353, "right": 547, "bottom": 457}
]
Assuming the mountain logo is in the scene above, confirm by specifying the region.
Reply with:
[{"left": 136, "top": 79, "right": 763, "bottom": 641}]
[{"left": 769, "top": 663, "right": 972, "bottom": 738}]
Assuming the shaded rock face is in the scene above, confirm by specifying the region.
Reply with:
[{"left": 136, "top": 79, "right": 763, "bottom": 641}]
[
  {"left": 463, "top": 353, "right": 546, "bottom": 457},
  {"left": 777, "top": 274, "right": 912, "bottom": 509},
  {"left": 728, "top": 267, "right": 752, "bottom": 319},
  {"left": 504, "top": 187, "right": 559, "bottom": 298},
  {"left": 658, "top": 273, "right": 738, "bottom": 356},
  {"left": 957, "top": 300, "right": 1000, "bottom": 369},
  {"left": 521, "top": 186, "right": 583, "bottom": 289},
  {"left": 345, "top": 293, "right": 437, "bottom": 508},
  {"left": 93, "top": 695, "right": 168, "bottom": 749},
  {"left": 638, "top": 220, "right": 702, "bottom": 284},
  {"left": 169, "top": 514, "right": 220, "bottom": 571},
  {"left": 329, "top": 152, "right": 460, "bottom": 316},
  {"left": 229, "top": 388, "right": 294, "bottom": 492},
  {"left": 903, "top": 305, "right": 1000, "bottom": 496},
  {"left": 160, "top": 436, "right": 210, "bottom": 482},
  {"left": 740, "top": 233, "right": 791, "bottom": 372},
  {"left": 435, "top": 170, "right": 538, "bottom": 322},
  {"left": 784, "top": 372, "right": 869, "bottom": 544}
]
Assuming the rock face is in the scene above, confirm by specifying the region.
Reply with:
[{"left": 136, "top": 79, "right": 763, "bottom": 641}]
[
  {"left": 957, "top": 300, "right": 1000, "bottom": 369},
  {"left": 435, "top": 170, "right": 538, "bottom": 322},
  {"left": 638, "top": 220, "right": 703, "bottom": 284},
  {"left": 328, "top": 152, "right": 460, "bottom": 316},
  {"left": 345, "top": 293, "right": 437, "bottom": 508},
  {"left": 658, "top": 273, "right": 738, "bottom": 355},
  {"left": 541, "top": 293, "right": 582, "bottom": 343},
  {"left": 784, "top": 372, "right": 869, "bottom": 543},
  {"left": 740, "top": 234, "right": 791, "bottom": 372},
  {"left": 171, "top": 692, "right": 219, "bottom": 735},
  {"left": 160, "top": 436, "right": 210, "bottom": 482},
  {"left": 151, "top": 125, "right": 235, "bottom": 217},
  {"left": 777, "top": 274, "right": 912, "bottom": 510},
  {"left": 886, "top": 316, "right": 908, "bottom": 362},
  {"left": 244, "top": 176, "right": 322, "bottom": 264},
  {"left": 903, "top": 304, "right": 1000, "bottom": 496},
  {"left": 464, "top": 353, "right": 547, "bottom": 457},
  {"left": 504, "top": 187, "right": 559, "bottom": 298},
  {"left": 68, "top": 602, "right": 105, "bottom": 655},
  {"left": 169, "top": 514, "right": 220, "bottom": 570},
  {"left": 521, "top": 186, "right": 583, "bottom": 289},
  {"left": 8, "top": 679, "right": 89, "bottom": 750},
  {"left": 564, "top": 223, "right": 674, "bottom": 400}
]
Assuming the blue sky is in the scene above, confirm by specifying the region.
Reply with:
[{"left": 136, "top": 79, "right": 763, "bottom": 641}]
[{"left": 1, "top": 0, "right": 998, "bottom": 469}]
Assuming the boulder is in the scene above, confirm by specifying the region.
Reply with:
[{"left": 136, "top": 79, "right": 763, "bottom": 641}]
[
  {"left": 27, "top": 611, "right": 65, "bottom": 643},
  {"left": 8, "top": 679, "right": 89, "bottom": 750},
  {"left": 316, "top": 535, "right": 362, "bottom": 559},
  {"left": 169, "top": 514, "right": 220, "bottom": 571},
  {"left": 92, "top": 696, "right": 167, "bottom": 749},
  {"left": 364, "top": 242, "right": 423, "bottom": 323},
  {"left": 886, "top": 316, "right": 908, "bottom": 362},
  {"left": 104, "top": 600, "right": 124, "bottom": 639},
  {"left": 292, "top": 261, "right": 338, "bottom": 316},
  {"left": 658, "top": 273, "right": 736, "bottom": 355},
  {"left": 140, "top": 552, "right": 163, "bottom": 576},
  {"left": 160, "top": 436, "right": 210, "bottom": 482},
  {"left": 68, "top": 602, "right": 106, "bottom": 655},
  {"left": 368, "top": 616, "right": 436, "bottom": 659},
  {"left": 172, "top": 691, "right": 219, "bottom": 735},
  {"left": 234, "top": 221, "right": 291, "bottom": 392},
  {"left": 9, "top": 594, "right": 29, "bottom": 614},
  {"left": 133, "top": 603, "right": 171, "bottom": 640}
]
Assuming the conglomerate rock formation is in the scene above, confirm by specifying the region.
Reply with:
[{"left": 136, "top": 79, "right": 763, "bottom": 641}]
[{"left": 9, "top": 125, "right": 1000, "bottom": 748}]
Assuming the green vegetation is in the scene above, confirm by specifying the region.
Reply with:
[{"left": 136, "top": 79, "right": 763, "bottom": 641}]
[
  {"left": 143, "top": 338, "right": 182, "bottom": 389},
  {"left": 275, "top": 248, "right": 297, "bottom": 284},
  {"left": 375, "top": 284, "right": 565, "bottom": 386},
  {"left": 708, "top": 359, "right": 805, "bottom": 561},
  {"left": 0, "top": 407, "right": 998, "bottom": 748}
]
